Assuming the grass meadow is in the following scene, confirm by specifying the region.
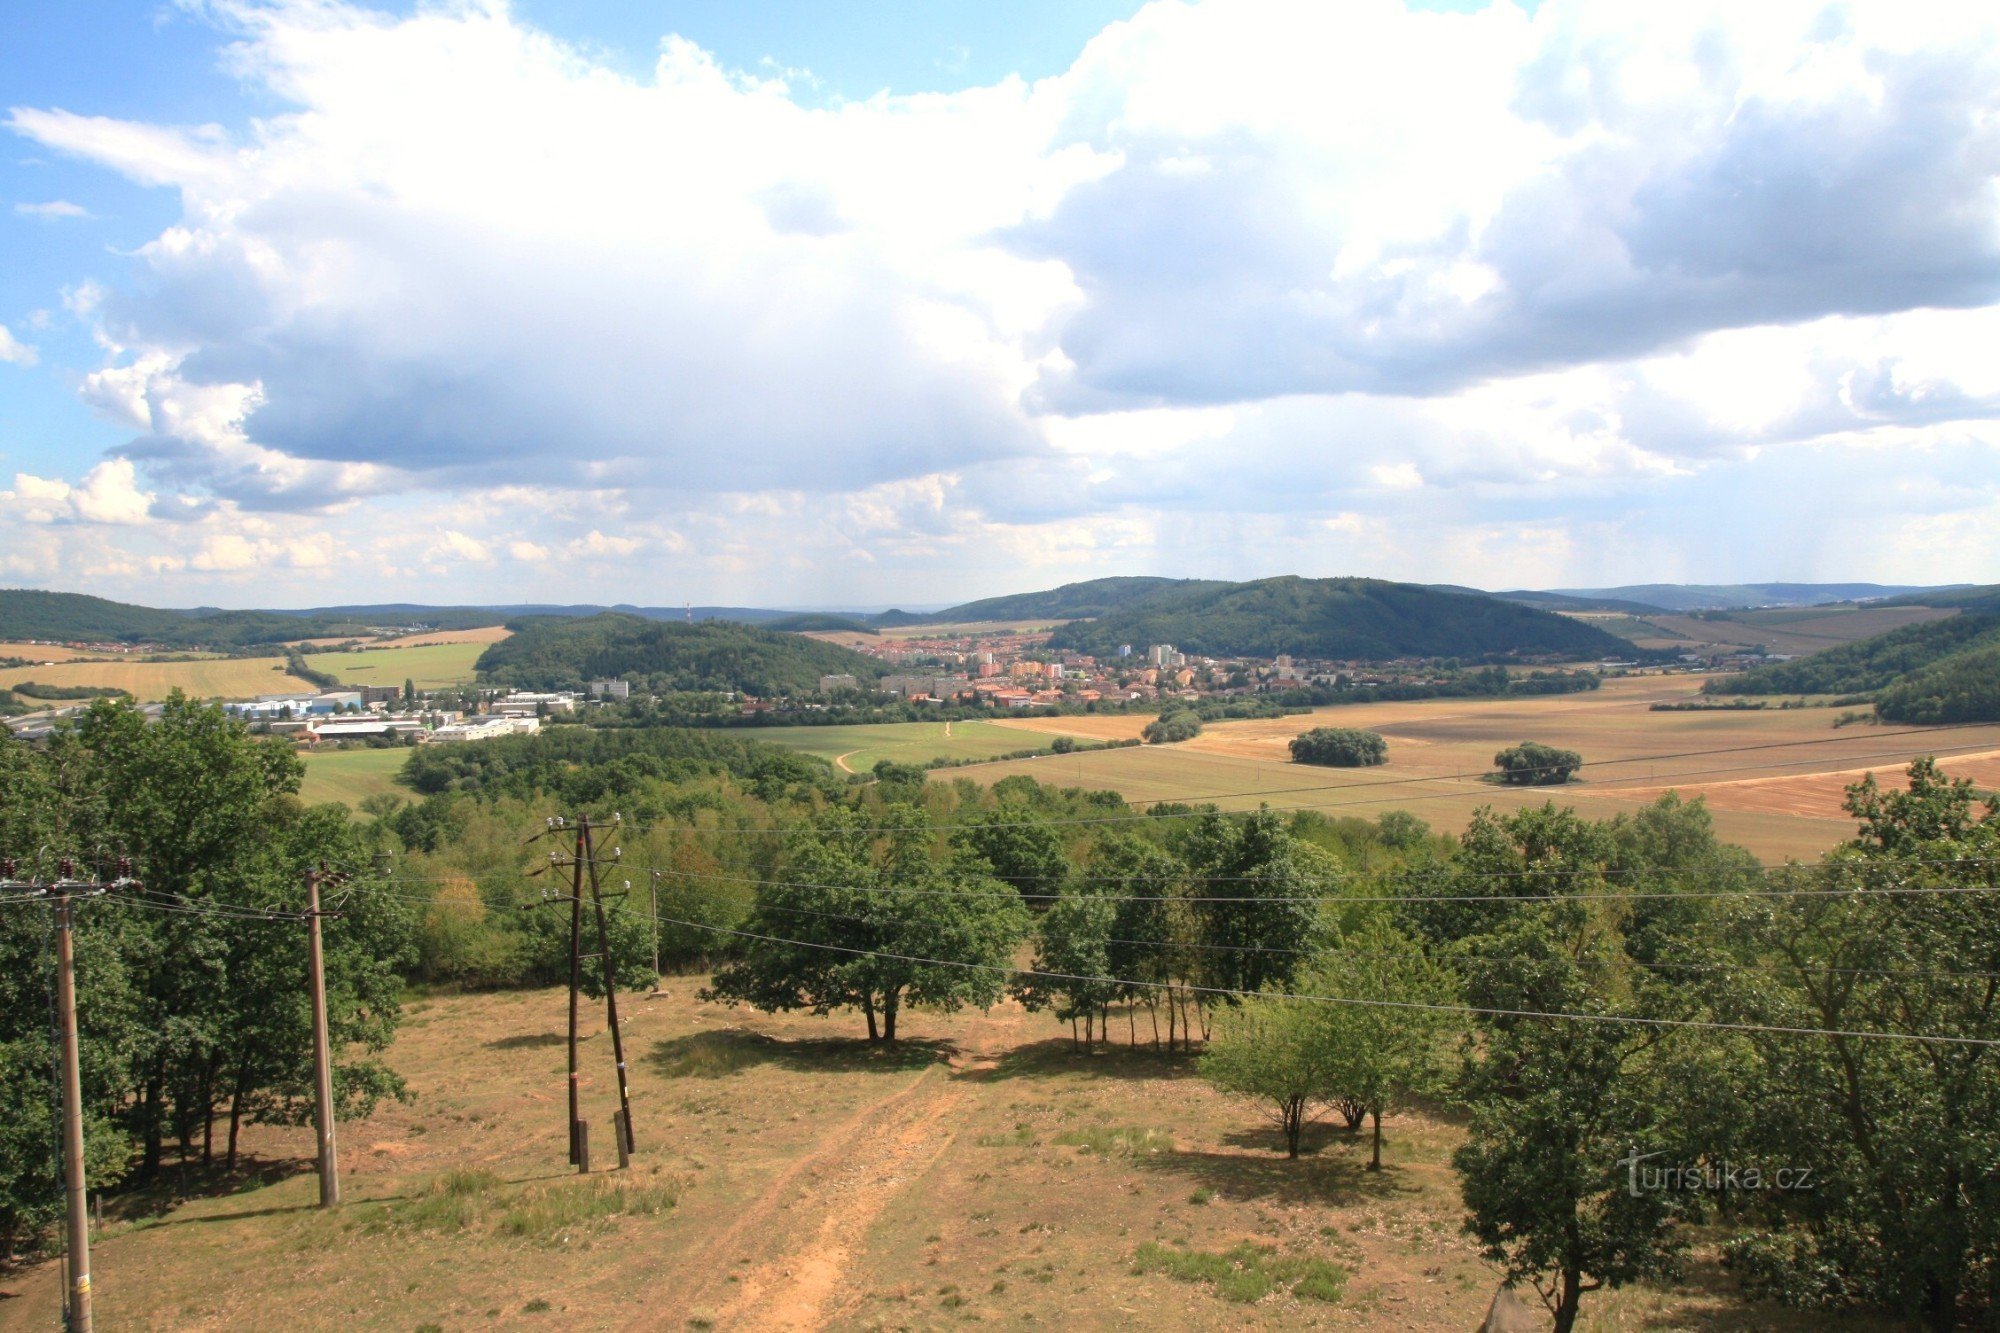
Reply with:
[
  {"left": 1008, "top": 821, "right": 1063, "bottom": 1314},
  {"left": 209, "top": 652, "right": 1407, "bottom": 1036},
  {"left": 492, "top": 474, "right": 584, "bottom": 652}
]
[
  {"left": 0, "top": 985, "right": 1909, "bottom": 1331},
  {"left": 298, "top": 747, "right": 413, "bottom": 807},
  {"left": 305, "top": 640, "right": 490, "bottom": 691}
]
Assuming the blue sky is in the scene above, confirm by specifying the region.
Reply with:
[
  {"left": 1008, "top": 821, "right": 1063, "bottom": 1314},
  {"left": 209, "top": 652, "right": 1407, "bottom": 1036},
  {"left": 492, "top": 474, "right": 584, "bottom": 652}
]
[{"left": 2, "top": 0, "right": 1996, "bottom": 607}]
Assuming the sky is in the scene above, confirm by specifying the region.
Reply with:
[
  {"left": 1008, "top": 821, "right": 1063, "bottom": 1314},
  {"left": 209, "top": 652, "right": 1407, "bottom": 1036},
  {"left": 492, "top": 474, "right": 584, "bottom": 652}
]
[{"left": 2, "top": 0, "right": 1998, "bottom": 610}]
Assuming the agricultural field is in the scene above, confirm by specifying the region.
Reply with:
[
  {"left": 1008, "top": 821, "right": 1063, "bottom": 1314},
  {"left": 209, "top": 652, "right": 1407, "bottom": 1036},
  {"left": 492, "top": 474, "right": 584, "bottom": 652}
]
[
  {"left": 750, "top": 718, "right": 1091, "bottom": 773},
  {"left": 0, "top": 641, "right": 117, "bottom": 663},
  {"left": 0, "top": 655, "right": 318, "bottom": 703},
  {"left": 305, "top": 640, "right": 490, "bottom": 691},
  {"left": 382, "top": 625, "right": 514, "bottom": 648},
  {"left": 299, "top": 746, "right": 414, "bottom": 807},
  {"left": 0, "top": 985, "right": 1892, "bottom": 1331},
  {"left": 967, "top": 675, "right": 2000, "bottom": 860},
  {"left": 1580, "top": 605, "right": 1960, "bottom": 658}
]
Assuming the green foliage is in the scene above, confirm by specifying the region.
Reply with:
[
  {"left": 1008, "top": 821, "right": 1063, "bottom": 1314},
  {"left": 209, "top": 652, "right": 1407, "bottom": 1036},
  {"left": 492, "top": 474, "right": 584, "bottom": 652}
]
[
  {"left": 702, "top": 807, "right": 1030, "bottom": 1041},
  {"left": 399, "top": 724, "right": 840, "bottom": 806},
  {"left": 1140, "top": 709, "right": 1202, "bottom": 745},
  {"left": 475, "top": 613, "right": 885, "bottom": 696},
  {"left": 917, "top": 576, "right": 1225, "bottom": 625},
  {"left": 1048, "top": 575, "right": 1630, "bottom": 660},
  {"left": 1698, "top": 759, "right": 2000, "bottom": 1324},
  {"left": 0, "top": 696, "right": 415, "bottom": 1251},
  {"left": 1875, "top": 640, "right": 2000, "bottom": 723},
  {"left": 1493, "top": 741, "right": 1583, "bottom": 785},
  {"left": 1289, "top": 727, "right": 1387, "bottom": 767}
]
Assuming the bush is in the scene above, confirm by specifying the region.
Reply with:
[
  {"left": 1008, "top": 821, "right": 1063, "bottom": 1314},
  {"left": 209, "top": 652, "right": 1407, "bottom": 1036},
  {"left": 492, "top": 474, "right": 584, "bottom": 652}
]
[
  {"left": 1492, "top": 741, "right": 1583, "bottom": 785},
  {"left": 1289, "top": 727, "right": 1387, "bottom": 767}
]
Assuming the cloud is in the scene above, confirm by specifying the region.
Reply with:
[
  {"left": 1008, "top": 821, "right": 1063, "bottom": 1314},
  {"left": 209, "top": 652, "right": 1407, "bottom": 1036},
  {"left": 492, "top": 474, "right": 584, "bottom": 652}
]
[
  {"left": 0, "top": 325, "right": 37, "bottom": 366},
  {"left": 2, "top": 459, "right": 153, "bottom": 525},
  {"left": 14, "top": 199, "right": 90, "bottom": 220},
  {"left": 3, "top": 0, "right": 1998, "bottom": 601}
]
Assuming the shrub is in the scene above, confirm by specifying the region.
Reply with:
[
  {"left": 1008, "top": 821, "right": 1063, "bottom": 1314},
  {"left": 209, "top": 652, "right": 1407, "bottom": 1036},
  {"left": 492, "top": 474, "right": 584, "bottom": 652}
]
[{"left": 1289, "top": 727, "right": 1387, "bottom": 767}]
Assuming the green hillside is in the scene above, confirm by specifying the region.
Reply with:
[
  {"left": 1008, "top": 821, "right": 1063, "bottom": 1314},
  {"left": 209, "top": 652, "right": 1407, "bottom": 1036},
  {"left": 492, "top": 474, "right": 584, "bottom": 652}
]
[
  {"left": 1704, "top": 614, "right": 1999, "bottom": 696},
  {"left": 1045, "top": 576, "right": 1630, "bottom": 661},
  {"left": 0, "top": 589, "right": 504, "bottom": 647},
  {"left": 474, "top": 613, "right": 888, "bottom": 696},
  {"left": 922, "top": 576, "right": 1228, "bottom": 625}
]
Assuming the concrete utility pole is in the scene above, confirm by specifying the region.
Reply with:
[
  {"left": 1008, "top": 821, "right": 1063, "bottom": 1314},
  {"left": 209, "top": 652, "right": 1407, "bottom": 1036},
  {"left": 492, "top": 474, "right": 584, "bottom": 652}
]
[
  {"left": 648, "top": 868, "right": 663, "bottom": 993},
  {"left": 2, "top": 856, "right": 140, "bottom": 1333},
  {"left": 304, "top": 862, "right": 343, "bottom": 1208}
]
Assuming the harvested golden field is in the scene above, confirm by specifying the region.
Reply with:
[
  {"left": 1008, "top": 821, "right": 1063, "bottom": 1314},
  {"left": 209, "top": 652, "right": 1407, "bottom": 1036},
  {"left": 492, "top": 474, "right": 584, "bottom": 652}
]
[
  {"left": 0, "top": 987, "right": 1897, "bottom": 1331},
  {"left": 383, "top": 625, "right": 513, "bottom": 647},
  {"left": 967, "top": 675, "right": 2000, "bottom": 860},
  {"left": 0, "top": 641, "right": 109, "bottom": 662},
  {"left": 0, "top": 656, "right": 319, "bottom": 703}
]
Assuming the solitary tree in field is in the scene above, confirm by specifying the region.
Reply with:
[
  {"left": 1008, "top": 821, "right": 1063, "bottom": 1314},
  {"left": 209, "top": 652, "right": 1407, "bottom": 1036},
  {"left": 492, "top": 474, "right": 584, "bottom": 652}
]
[
  {"left": 1202, "top": 989, "right": 1345, "bottom": 1158},
  {"left": 1312, "top": 918, "right": 1460, "bottom": 1170},
  {"left": 1492, "top": 741, "right": 1583, "bottom": 785},
  {"left": 1289, "top": 727, "right": 1388, "bottom": 767},
  {"left": 703, "top": 807, "right": 1029, "bottom": 1041}
]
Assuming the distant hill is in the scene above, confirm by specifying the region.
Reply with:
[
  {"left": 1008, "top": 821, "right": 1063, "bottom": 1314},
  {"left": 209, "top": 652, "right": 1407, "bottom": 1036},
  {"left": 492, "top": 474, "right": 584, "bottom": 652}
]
[
  {"left": 0, "top": 589, "right": 499, "bottom": 647},
  {"left": 918, "top": 577, "right": 1230, "bottom": 625},
  {"left": 762, "top": 613, "right": 879, "bottom": 634},
  {"left": 1877, "top": 585, "right": 2000, "bottom": 615},
  {"left": 1045, "top": 576, "right": 1631, "bottom": 661},
  {"left": 1706, "top": 613, "right": 2000, "bottom": 722},
  {"left": 1547, "top": 583, "right": 1967, "bottom": 612},
  {"left": 474, "top": 613, "right": 888, "bottom": 696},
  {"left": 1490, "top": 589, "right": 1670, "bottom": 615}
]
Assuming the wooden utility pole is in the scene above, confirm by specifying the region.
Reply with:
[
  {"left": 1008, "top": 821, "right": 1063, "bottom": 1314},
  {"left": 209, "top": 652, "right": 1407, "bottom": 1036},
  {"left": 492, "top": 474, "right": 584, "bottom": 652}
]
[
  {"left": 582, "top": 818, "right": 636, "bottom": 1160},
  {"left": 304, "top": 862, "right": 341, "bottom": 1208},
  {"left": 2, "top": 856, "right": 140, "bottom": 1333},
  {"left": 523, "top": 814, "right": 637, "bottom": 1171},
  {"left": 566, "top": 818, "right": 587, "bottom": 1166}
]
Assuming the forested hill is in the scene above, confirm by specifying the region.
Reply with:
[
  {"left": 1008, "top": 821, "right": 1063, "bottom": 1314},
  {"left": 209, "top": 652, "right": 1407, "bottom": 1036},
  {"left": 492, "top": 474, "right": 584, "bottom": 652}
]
[
  {"left": 1045, "top": 576, "right": 1632, "bottom": 660},
  {"left": 921, "top": 576, "right": 1230, "bottom": 624},
  {"left": 0, "top": 589, "right": 506, "bottom": 647},
  {"left": 1706, "top": 612, "right": 2000, "bottom": 723},
  {"left": 474, "top": 613, "right": 888, "bottom": 695}
]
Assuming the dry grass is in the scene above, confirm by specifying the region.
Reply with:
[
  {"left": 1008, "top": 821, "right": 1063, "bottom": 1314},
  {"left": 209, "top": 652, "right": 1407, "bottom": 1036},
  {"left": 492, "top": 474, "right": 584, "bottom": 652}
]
[
  {"left": 951, "top": 675, "right": 2000, "bottom": 859},
  {"left": 303, "top": 641, "right": 489, "bottom": 690},
  {"left": 382, "top": 626, "right": 514, "bottom": 648},
  {"left": 0, "top": 656, "right": 319, "bottom": 703},
  {"left": 0, "top": 641, "right": 111, "bottom": 662},
  {"left": 0, "top": 986, "right": 1917, "bottom": 1330}
]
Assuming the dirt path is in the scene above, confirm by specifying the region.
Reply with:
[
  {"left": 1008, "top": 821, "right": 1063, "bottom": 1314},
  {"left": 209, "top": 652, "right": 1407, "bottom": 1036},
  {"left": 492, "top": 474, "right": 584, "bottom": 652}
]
[
  {"left": 681, "top": 1006, "right": 1025, "bottom": 1330},
  {"left": 720, "top": 1075, "right": 969, "bottom": 1330},
  {"left": 833, "top": 749, "right": 861, "bottom": 774}
]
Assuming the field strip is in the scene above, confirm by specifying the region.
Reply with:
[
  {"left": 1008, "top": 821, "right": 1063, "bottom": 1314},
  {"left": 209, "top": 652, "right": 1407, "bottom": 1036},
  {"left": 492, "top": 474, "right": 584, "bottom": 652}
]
[
  {"left": 1589, "top": 747, "right": 2000, "bottom": 801},
  {"left": 678, "top": 1061, "right": 951, "bottom": 1321}
]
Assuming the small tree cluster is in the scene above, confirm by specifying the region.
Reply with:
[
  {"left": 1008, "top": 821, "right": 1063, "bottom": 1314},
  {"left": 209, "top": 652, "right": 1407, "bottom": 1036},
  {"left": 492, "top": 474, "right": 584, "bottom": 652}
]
[
  {"left": 1289, "top": 727, "right": 1388, "bottom": 767},
  {"left": 1142, "top": 709, "right": 1203, "bottom": 745},
  {"left": 1492, "top": 740, "right": 1583, "bottom": 785}
]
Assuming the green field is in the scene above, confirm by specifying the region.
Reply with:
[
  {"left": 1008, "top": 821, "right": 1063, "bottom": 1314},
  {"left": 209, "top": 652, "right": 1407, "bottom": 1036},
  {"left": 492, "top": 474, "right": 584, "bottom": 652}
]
[
  {"left": 299, "top": 746, "right": 412, "bottom": 806},
  {"left": 305, "top": 640, "right": 488, "bottom": 690},
  {"left": 749, "top": 718, "right": 1085, "bottom": 773}
]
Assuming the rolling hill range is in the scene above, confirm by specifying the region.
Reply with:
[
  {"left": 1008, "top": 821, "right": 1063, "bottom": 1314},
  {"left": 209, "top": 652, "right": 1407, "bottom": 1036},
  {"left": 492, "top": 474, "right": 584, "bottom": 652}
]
[
  {"left": 1043, "top": 576, "right": 1632, "bottom": 661},
  {"left": 1706, "top": 612, "right": 2000, "bottom": 722},
  {"left": 1548, "top": 582, "right": 1967, "bottom": 612},
  {"left": 473, "top": 613, "right": 887, "bottom": 696}
]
